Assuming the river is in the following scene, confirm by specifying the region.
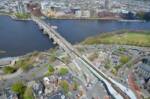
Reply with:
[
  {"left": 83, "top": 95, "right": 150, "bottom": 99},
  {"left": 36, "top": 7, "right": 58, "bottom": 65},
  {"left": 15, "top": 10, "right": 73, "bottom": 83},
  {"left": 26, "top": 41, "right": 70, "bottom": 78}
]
[{"left": 0, "top": 15, "right": 150, "bottom": 58}]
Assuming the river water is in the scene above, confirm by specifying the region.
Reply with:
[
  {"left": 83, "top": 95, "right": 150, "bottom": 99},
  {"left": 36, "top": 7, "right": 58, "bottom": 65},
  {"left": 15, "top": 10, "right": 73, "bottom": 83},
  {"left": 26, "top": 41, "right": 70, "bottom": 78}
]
[{"left": 0, "top": 15, "right": 150, "bottom": 58}]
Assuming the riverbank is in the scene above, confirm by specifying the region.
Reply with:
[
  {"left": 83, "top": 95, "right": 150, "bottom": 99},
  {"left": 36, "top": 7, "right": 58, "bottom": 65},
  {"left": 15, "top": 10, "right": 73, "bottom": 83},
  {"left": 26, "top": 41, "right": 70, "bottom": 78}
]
[
  {"left": 0, "top": 12, "right": 147, "bottom": 23},
  {"left": 0, "top": 13, "right": 31, "bottom": 21},
  {"left": 82, "top": 30, "right": 150, "bottom": 47},
  {"left": 46, "top": 16, "right": 147, "bottom": 22},
  {"left": 0, "top": 50, "right": 6, "bottom": 54},
  {"left": 1, "top": 15, "right": 150, "bottom": 58},
  {"left": 47, "top": 16, "right": 120, "bottom": 20}
]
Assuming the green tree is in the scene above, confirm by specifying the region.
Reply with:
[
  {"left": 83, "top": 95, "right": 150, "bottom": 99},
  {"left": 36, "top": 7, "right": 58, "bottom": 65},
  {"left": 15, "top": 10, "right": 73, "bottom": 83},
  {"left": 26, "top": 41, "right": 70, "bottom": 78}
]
[
  {"left": 60, "top": 80, "right": 69, "bottom": 93},
  {"left": 44, "top": 65, "right": 55, "bottom": 76},
  {"left": 59, "top": 68, "right": 68, "bottom": 76},
  {"left": 23, "top": 87, "right": 35, "bottom": 99},
  {"left": 11, "top": 82, "right": 26, "bottom": 96},
  {"left": 120, "top": 55, "right": 130, "bottom": 64}
]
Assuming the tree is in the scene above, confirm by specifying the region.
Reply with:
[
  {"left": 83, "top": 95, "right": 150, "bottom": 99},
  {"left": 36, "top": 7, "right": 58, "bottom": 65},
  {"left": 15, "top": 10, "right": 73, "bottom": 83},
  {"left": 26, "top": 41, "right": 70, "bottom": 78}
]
[
  {"left": 120, "top": 55, "right": 130, "bottom": 64},
  {"left": 11, "top": 82, "right": 26, "bottom": 96},
  {"left": 23, "top": 87, "right": 35, "bottom": 99},
  {"left": 60, "top": 80, "right": 69, "bottom": 93},
  {"left": 59, "top": 68, "right": 68, "bottom": 76}
]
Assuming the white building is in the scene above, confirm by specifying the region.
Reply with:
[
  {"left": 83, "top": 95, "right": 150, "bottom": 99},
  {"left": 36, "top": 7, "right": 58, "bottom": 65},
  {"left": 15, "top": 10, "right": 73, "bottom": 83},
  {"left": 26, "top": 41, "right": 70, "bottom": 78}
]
[
  {"left": 16, "top": 0, "right": 28, "bottom": 14},
  {"left": 82, "top": 10, "right": 90, "bottom": 18},
  {"left": 41, "top": 1, "right": 50, "bottom": 15},
  {"left": 75, "top": 10, "right": 82, "bottom": 17},
  {"left": 75, "top": 10, "right": 91, "bottom": 18}
]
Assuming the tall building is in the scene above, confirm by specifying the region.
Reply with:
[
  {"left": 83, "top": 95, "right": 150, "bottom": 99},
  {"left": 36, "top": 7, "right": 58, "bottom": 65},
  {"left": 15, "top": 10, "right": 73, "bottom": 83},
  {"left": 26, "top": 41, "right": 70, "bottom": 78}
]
[
  {"left": 104, "top": 0, "right": 111, "bottom": 10},
  {"left": 16, "top": 0, "right": 26, "bottom": 14}
]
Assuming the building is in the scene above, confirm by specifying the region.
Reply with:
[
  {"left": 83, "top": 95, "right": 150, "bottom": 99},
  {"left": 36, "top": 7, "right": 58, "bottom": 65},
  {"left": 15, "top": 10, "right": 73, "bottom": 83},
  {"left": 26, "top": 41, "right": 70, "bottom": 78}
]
[
  {"left": 104, "top": 0, "right": 111, "bottom": 10},
  {"left": 32, "top": 81, "right": 45, "bottom": 98},
  {"left": 75, "top": 10, "right": 82, "bottom": 17},
  {"left": 136, "top": 56, "right": 150, "bottom": 79},
  {"left": 82, "top": 10, "right": 91, "bottom": 18},
  {"left": 41, "top": 1, "right": 50, "bottom": 15},
  {"left": 16, "top": 0, "right": 27, "bottom": 14},
  {"left": 75, "top": 10, "right": 91, "bottom": 18}
]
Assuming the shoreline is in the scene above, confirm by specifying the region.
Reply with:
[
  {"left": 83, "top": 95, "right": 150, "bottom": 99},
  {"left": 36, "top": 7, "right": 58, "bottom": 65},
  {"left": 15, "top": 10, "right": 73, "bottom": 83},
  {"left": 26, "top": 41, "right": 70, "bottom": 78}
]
[
  {"left": 0, "top": 13, "right": 149, "bottom": 59},
  {"left": 0, "top": 13, "right": 147, "bottom": 22},
  {"left": 82, "top": 30, "right": 150, "bottom": 47},
  {"left": 0, "top": 13, "right": 31, "bottom": 21},
  {"left": 46, "top": 17, "right": 146, "bottom": 22}
]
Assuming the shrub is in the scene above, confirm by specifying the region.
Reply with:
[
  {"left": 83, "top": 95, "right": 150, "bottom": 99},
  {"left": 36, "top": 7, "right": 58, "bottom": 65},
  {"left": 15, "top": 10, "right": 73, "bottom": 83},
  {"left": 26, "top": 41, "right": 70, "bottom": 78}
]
[
  {"left": 15, "top": 13, "right": 30, "bottom": 19},
  {"left": 15, "top": 57, "right": 33, "bottom": 71},
  {"left": 48, "top": 65, "right": 55, "bottom": 73},
  {"left": 72, "top": 81, "right": 78, "bottom": 90},
  {"left": 3, "top": 66, "right": 17, "bottom": 74},
  {"left": 23, "top": 87, "right": 35, "bottom": 99},
  {"left": 60, "top": 80, "right": 69, "bottom": 93},
  {"left": 114, "top": 64, "right": 122, "bottom": 71},
  {"left": 111, "top": 68, "right": 117, "bottom": 75},
  {"left": 118, "top": 47, "right": 126, "bottom": 52},
  {"left": 49, "top": 54, "right": 56, "bottom": 62},
  {"left": 104, "top": 60, "right": 111, "bottom": 69},
  {"left": 11, "top": 81, "right": 26, "bottom": 95},
  {"left": 59, "top": 68, "right": 68, "bottom": 76}
]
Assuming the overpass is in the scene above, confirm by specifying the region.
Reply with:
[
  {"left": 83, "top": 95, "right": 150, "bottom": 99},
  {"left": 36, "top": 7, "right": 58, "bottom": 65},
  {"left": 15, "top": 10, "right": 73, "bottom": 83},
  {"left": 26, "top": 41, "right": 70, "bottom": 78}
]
[{"left": 31, "top": 16, "right": 137, "bottom": 99}]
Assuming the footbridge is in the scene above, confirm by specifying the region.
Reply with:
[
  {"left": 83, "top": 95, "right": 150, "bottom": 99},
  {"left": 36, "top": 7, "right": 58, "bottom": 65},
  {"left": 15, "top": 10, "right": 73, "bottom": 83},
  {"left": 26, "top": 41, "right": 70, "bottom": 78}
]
[{"left": 31, "top": 16, "right": 137, "bottom": 99}]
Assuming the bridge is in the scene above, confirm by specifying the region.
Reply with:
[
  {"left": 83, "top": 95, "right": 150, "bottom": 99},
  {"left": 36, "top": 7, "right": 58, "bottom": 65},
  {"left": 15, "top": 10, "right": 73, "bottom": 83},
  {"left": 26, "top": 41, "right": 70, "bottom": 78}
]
[{"left": 31, "top": 16, "right": 137, "bottom": 99}]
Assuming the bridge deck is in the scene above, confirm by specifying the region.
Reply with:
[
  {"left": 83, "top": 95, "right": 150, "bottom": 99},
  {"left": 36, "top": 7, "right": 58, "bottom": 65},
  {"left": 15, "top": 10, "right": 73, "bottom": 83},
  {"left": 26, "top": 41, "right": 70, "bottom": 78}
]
[{"left": 31, "top": 16, "right": 137, "bottom": 99}]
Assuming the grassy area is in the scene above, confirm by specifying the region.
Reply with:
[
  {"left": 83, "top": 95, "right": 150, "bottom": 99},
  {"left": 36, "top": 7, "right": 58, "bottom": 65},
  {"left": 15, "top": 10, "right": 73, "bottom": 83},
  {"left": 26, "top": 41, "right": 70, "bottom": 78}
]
[
  {"left": 15, "top": 13, "right": 30, "bottom": 19},
  {"left": 15, "top": 56, "right": 34, "bottom": 71},
  {"left": 3, "top": 66, "right": 17, "bottom": 74},
  {"left": 23, "top": 87, "right": 35, "bottom": 99},
  {"left": 82, "top": 31, "right": 150, "bottom": 47}
]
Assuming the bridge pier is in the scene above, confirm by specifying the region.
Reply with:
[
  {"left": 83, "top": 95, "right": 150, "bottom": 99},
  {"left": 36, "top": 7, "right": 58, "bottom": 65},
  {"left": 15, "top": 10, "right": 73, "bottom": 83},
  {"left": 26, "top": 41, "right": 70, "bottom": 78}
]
[
  {"left": 43, "top": 29, "right": 48, "bottom": 34},
  {"left": 39, "top": 26, "right": 44, "bottom": 31}
]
